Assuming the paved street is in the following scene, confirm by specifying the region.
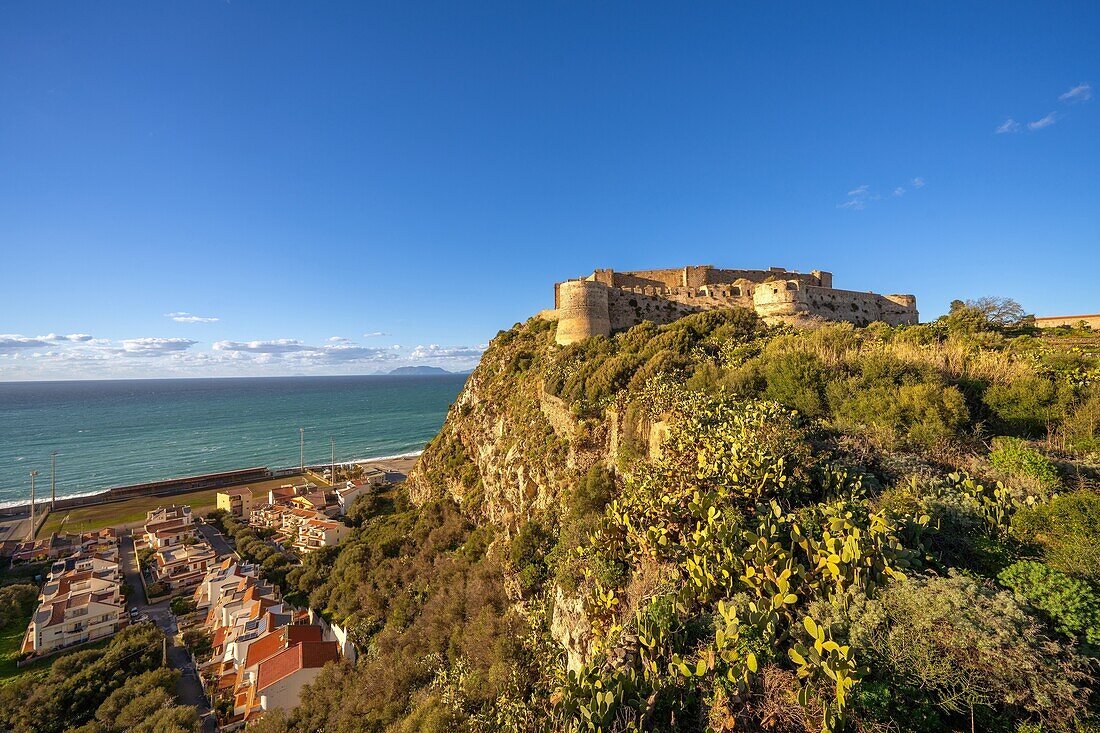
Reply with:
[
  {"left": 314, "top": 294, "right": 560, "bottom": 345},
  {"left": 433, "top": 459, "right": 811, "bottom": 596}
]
[
  {"left": 120, "top": 534, "right": 217, "bottom": 732},
  {"left": 197, "top": 522, "right": 234, "bottom": 556}
]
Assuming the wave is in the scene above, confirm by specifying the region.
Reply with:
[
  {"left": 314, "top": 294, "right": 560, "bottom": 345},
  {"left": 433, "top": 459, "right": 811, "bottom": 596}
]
[
  {"left": 0, "top": 487, "right": 112, "bottom": 511},
  {"left": 319, "top": 449, "right": 425, "bottom": 467}
]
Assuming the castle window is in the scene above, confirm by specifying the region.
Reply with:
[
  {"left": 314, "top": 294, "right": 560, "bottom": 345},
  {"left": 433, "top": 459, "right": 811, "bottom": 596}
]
[{"left": 731, "top": 287, "right": 740, "bottom": 296}]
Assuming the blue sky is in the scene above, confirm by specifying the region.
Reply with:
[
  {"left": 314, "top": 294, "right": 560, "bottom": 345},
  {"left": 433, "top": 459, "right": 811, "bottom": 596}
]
[{"left": 1, "top": 2, "right": 1097, "bottom": 380}]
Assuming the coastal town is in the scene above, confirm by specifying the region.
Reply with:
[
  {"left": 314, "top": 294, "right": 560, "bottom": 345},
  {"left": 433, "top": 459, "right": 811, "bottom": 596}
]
[{"left": 0, "top": 461, "right": 400, "bottom": 730}]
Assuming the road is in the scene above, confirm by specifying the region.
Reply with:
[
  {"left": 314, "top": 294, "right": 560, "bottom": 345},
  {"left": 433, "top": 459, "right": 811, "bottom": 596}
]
[
  {"left": 197, "top": 522, "right": 234, "bottom": 556},
  {"left": 121, "top": 534, "right": 217, "bottom": 732}
]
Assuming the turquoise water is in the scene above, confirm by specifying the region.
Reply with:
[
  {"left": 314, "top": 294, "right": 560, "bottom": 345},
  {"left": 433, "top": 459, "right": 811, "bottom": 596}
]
[{"left": 0, "top": 375, "right": 466, "bottom": 506}]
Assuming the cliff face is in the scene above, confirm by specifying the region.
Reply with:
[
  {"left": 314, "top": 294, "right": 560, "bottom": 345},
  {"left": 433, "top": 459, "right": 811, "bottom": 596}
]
[
  {"left": 407, "top": 317, "right": 641, "bottom": 531},
  {"left": 406, "top": 315, "right": 690, "bottom": 668}
]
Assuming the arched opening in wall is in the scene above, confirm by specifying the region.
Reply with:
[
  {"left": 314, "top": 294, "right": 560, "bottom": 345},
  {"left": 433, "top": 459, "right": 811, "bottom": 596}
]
[{"left": 731, "top": 287, "right": 740, "bottom": 296}]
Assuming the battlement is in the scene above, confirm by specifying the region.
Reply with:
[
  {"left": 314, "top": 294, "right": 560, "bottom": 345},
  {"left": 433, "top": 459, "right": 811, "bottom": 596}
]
[{"left": 546, "top": 265, "right": 917, "bottom": 345}]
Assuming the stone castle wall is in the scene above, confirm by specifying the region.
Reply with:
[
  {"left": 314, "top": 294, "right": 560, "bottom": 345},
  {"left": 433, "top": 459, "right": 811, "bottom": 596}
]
[
  {"left": 1033, "top": 314, "right": 1100, "bottom": 329},
  {"left": 548, "top": 265, "right": 917, "bottom": 345}
]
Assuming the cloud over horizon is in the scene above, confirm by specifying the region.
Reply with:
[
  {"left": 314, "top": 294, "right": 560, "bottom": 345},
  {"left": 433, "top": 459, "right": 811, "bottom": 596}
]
[
  {"left": 166, "top": 312, "right": 219, "bottom": 324},
  {"left": 2, "top": 322, "right": 488, "bottom": 381},
  {"left": 119, "top": 337, "right": 198, "bottom": 355}
]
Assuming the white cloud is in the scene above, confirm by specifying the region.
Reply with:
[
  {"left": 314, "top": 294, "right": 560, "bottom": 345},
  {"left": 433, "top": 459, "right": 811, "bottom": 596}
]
[
  {"left": 838, "top": 184, "right": 872, "bottom": 210},
  {"left": 0, "top": 334, "right": 50, "bottom": 350},
  {"left": 1059, "top": 82, "right": 1092, "bottom": 103},
  {"left": 119, "top": 337, "right": 198, "bottom": 355},
  {"left": 213, "top": 339, "right": 314, "bottom": 354},
  {"left": 39, "top": 333, "right": 97, "bottom": 343},
  {"left": 312, "top": 344, "right": 398, "bottom": 363},
  {"left": 166, "top": 312, "right": 219, "bottom": 324},
  {"left": 362, "top": 331, "right": 388, "bottom": 338},
  {"left": 409, "top": 344, "right": 487, "bottom": 360},
  {"left": 995, "top": 118, "right": 1021, "bottom": 134},
  {"left": 839, "top": 178, "right": 924, "bottom": 210},
  {"left": 328, "top": 336, "right": 348, "bottom": 342},
  {"left": 1028, "top": 112, "right": 1058, "bottom": 130}
]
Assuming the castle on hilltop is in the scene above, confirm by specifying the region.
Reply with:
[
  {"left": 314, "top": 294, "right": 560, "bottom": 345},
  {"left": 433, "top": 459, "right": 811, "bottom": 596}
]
[{"left": 544, "top": 265, "right": 918, "bottom": 345}]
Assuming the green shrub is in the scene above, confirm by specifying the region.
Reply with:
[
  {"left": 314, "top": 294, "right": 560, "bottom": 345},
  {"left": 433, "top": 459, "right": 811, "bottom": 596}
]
[
  {"left": 998, "top": 561, "right": 1100, "bottom": 645},
  {"left": 568, "top": 465, "right": 613, "bottom": 518},
  {"left": 509, "top": 520, "right": 553, "bottom": 592},
  {"left": 760, "top": 350, "right": 828, "bottom": 417},
  {"left": 984, "top": 375, "right": 1071, "bottom": 436},
  {"left": 1012, "top": 491, "right": 1100, "bottom": 582},
  {"left": 1061, "top": 390, "right": 1100, "bottom": 456},
  {"left": 827, "top": 371, "right": 969, "bottom": 450},
  {"left": 853, "top": 572, "right": 1089, "bottom": 730},
  {"left": 0, "top": 584, "right": 38, "bottom": 628},
  {"left": 989, "top": 437, "right": 1060, "bottom": 490}
]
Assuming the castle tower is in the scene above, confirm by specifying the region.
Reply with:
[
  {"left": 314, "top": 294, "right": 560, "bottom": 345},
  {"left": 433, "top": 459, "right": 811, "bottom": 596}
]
[{"left": 555, "top": 280, "right": 611, "bottom": 345}]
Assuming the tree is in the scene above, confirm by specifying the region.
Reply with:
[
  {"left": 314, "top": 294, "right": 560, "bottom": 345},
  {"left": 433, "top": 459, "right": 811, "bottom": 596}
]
[
  {"left": 943, "top": 301, "right": 992, "bottom": 335},
  {"left": 966, "top": 296, "right": 1026, "bottom": 328},
  {"left": 169, "top": 596, "right": 196, "bottom": 616}
]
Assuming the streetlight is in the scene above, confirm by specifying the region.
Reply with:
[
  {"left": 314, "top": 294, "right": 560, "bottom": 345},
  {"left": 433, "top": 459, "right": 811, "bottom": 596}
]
[
  {"left": 50, "top": 450, "right": 58, "bottom": 509},
  {"left": 299, "top": 427, "right": 305, "bottom": 473},
  {"left": 330, "top": 437, "right": 336, "bottom": 484},
  {"left": 28, "top": 470, "right": 38, "bottom": 542}
]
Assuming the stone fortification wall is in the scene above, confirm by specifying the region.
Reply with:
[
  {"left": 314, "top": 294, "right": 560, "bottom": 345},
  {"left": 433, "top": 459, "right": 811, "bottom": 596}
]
[
  {"left": 753, "top": 282, "right": 918, "bottom": 327},
  {"left": 1034, "top": 314, "right": 1100, "bottom": 329},
  {"left": 586, "top": 265, "right": 828, "bottom": 291},
  {"left": 549, "top": 265, "right": 918, "bottom": 345},
  {"left": 555, "top": 280, "right": 612, "bottom": 342}
]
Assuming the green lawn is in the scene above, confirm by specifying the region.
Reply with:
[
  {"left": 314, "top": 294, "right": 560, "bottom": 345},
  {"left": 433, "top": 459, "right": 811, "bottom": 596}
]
[
  {"left": 36, "top": 489, "right": 224, "bottom": 536},
  {"left": 36, "top": 472, "right": 329, "bottom": 537}
]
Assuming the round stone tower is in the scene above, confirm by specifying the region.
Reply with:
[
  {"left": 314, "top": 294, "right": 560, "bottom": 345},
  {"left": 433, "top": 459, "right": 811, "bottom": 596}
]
[{"left": 555, "top": 280, "right": 611, "bottom": 345}]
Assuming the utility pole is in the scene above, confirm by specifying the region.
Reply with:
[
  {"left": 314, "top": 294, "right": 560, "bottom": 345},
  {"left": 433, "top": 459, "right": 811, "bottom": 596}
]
[
  {"left": 28, "top": 470, "right": 38, "bottom": 542},
  {"left": 330, "top": 437, "right": 336, "bottom": 484},
  {"left": 299, "top": 427, "right": 305, "bottom": 473},
  {"left": 50, "top": 450, "right": 58, "bottom": 509}
]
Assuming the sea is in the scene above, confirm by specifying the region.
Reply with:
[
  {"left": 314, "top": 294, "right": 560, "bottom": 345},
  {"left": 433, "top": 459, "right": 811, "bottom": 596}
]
[{"left": 0, "top": 374, "right": 467, "bottom": 508}]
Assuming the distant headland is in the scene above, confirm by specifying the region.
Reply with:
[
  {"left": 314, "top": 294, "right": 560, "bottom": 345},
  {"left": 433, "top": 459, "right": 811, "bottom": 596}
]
[{"left": 388, "top": 366, "right": 453, "bottom": 375}]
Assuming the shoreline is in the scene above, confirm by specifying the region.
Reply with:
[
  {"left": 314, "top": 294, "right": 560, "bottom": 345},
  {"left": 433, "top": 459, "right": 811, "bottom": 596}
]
[
  {"left": 25, "top": 452, "right": 425, "bottom": 539},
  {"left": 0, "top": 450, "right": 425, "bottom": 512}
]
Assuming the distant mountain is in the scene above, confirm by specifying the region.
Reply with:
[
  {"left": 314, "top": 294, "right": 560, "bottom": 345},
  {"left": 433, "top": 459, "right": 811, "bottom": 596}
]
[{"left": 388, "top": 365, "right": 451, "bottom": 375}]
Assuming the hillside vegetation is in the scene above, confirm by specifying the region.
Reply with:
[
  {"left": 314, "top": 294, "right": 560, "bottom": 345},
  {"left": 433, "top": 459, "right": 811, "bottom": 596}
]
[{"left": 257, "top": 302, "right": 1100, "bottom": 733}]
